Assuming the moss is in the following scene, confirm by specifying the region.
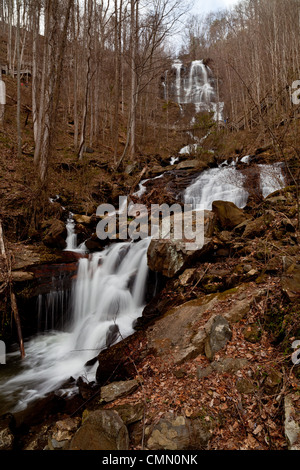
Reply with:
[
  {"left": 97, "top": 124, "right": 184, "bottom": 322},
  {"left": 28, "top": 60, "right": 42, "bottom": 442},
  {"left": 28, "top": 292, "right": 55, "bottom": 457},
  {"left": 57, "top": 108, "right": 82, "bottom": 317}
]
[{"left": 217, "top": 286, "right": 238, "bottom": 299}]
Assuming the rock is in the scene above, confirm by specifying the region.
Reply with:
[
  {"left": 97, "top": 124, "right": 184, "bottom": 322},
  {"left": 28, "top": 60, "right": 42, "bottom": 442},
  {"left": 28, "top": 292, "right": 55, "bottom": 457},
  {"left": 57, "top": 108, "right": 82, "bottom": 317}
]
[
  {"left": 112, "top": 402, "right": 144, "bottom": 426},
  {"left": 85, "top": 233, "right": 106, "bottom": 252},
  {"left": 243, "top": 324, "right": 262, "bottom": 343},
  {"left": 100, "top": 379, "right": 140, "bottom": 403},
  {"left": 0, "top": 427, "right": 14, "bottom": 450},
  {"left": 96, "top": 332, "right": 146, "bottom": 385},
  {"left": 284, "top": 394, "right": 300, "bottom": 450},
  {"left": 197, "top": 357, "right": 249, "bottom": 379},
  {"left": 263, "top": 370, "right": 282, "bottom": 393},
  {"left": 178, "top": 268, "right": 196, "bottom": 286},
  {"left": 219, "top": 231, "right": 232, "bottom": 243},
  {"left": 52, "top": 417, "right": 81, "bottom": 443},
  {"left": 43, "top": 219, "right": 67, "bottom": 249},
  {"left": 212, "top": 201, "right": 250, "bottom": 230},
  {"left": 147, "top": 237, "right": 213, "bottom": 278},
  {"left": 10, "top": 244, "right": 62, "bottom": 271},
  {"left": 204, "top": 315, "right": 232, "bottom": 361},
  {"left": 243, "top": 215, "right": 267, "bottom": 239},
  {"left": 281, "top": 264, "right": 300, "bottom": 300},
  {"left": 176, "top": 160, "right": 205, "bottom": 170},
  {"left": 236, "top": 378, "right": 256, "bottom": 394},
  {"left": 11, "top": 271, "right": 35, "bottom": 282},
  {"left": 146, "top": 283, "right": 266, "bottom": 365},
  {"left": 69, "top": 410, "right": 129, "bottom": 451},
  {"left": 145, "top": 413, "right": 212, "bottom": 450},
  {"left": 147, "top": 210, "right": 216, "bottom": 278}
]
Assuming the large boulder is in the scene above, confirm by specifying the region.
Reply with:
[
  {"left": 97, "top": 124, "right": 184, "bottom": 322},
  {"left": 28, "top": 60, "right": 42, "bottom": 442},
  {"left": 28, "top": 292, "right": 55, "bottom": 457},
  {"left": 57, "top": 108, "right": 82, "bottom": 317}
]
[
  {"left": 147, "top": 237, "right": 213, "bottom": 278},
  {"left": 100, "top": 379, "right": 140, "bottom": 403},
  {"left": 69, "top": 410, "right": 129, "bottom": 451},
  {"left": 147, "top": 210, "right": 215, "bottom": 278},
  {"left": 146, "top": 283, "right": 266, "bottom": 366},
  {"left": 145, "top": 413, "right": 213, "bottom": 450},
  {"left": 212, "top": 201, "right": 250, "bottom": 230},
  {"left": 43, "top": 219, "right": 67, "bottom": 249}
]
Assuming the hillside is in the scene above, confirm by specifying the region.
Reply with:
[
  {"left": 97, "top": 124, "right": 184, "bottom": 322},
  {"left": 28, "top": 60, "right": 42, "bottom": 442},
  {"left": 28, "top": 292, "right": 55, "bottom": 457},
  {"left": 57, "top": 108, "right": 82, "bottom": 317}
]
[{"left": 0, "top": 0, "right": 299, "bottom": 454}]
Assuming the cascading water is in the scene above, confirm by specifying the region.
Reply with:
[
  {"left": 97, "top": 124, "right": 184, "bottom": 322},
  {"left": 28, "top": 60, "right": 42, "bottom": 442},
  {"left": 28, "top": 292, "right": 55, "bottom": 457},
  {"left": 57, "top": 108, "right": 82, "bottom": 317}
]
[
  {"left": 0, "top": 238, "right": 150, "bottom": 414},
  {"left": 65, "top": 213, "right": 78, "bottom": 251},
  {"left": 184, "top": 158, "right": 287, "bottom": 210},
  {"left": 171, "top": 60, "right": 224, "bottom": 120},
  {"left": 259, "top": 163, "right": 286, "bottom": 199},
  {"left": 185, "top": 166, "right": 249, "bottom": 210}
]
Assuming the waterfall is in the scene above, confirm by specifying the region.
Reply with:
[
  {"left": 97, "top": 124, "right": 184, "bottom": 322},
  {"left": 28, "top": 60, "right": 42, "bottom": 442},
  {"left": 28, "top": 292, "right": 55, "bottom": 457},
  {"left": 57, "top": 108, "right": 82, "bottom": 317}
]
[
  {"left": 259, "top": 163, "right": 286, "bottom": 198},
  {"left": 184, "top": 166, "right": 249, "bottom": 210},
  {"left": 65, "top": 214, "right": 78, "bottom": 251},
  {"left": 0, "top": 238, "right": 150, "bottom": 414},
  {"left": 171, "top": 60, "right": 224, "bottom": 121},
  {"left": 184, "top": 160, "right": 286, "bottom": 210}
]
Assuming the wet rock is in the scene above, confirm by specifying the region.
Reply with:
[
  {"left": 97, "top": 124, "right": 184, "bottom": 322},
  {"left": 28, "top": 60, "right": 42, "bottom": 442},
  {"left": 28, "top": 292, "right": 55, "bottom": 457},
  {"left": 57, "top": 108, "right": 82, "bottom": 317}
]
[
  {"left": 212, "top": 201, "right": 250, "bottom": 230},
  {"left": 85, "top": 233, "right": 106, "bottom": 252},
  {"left": 284, "top": 393, "right": 300, "bottom": 450},
  {"left": 204, "top": 315, "right": 232, "bottom": 361},
  {"left": 43, "top": 219, "right": 67, "bottom": 249},
  {"left": 96, "top": 332, "right": 146, "bottom": 386},
  {"left": 145, "top": 413, "right": 213, "bottom": 450},
  {"left": 176, "top": 160, "right": 205, "bottom": 170},
  {"left": 100, "top": 379, "right": 140, "bottom": 403},
  {"left": 69, "top": 410, "right": 129, "bottom": 450}
]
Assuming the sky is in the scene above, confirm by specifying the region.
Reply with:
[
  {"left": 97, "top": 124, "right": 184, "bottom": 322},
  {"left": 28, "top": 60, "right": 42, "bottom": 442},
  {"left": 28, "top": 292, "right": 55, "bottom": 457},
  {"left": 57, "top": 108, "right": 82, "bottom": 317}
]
[{"left": 191, "top": 0, "right": 241, "bottom": 15}]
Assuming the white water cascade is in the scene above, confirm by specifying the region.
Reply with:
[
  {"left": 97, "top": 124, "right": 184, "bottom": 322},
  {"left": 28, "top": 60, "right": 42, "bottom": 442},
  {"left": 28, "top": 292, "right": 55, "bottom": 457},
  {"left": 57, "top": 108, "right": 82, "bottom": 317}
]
[
  {"left": 184, "top": 160, "right": 286, "bottom": 210},
  {"left": 171, "top": 60, "right": 224, "bottom": 120},
  {"left": 0, "top": 238, "right": 150, "bottom": 414}
]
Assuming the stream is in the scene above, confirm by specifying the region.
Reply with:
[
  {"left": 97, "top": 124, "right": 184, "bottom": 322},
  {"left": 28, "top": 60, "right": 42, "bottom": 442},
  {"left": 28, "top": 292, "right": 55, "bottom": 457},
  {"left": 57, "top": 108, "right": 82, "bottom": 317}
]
[{"left": 0, "top": 59, "right": 288, "bottom": 415}]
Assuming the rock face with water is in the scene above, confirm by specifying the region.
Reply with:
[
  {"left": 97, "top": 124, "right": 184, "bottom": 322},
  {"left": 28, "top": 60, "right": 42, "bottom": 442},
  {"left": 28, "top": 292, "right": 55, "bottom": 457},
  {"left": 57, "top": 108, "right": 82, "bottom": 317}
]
[{"left": 167, "top": 60, "right": 223, "bottom": 120}]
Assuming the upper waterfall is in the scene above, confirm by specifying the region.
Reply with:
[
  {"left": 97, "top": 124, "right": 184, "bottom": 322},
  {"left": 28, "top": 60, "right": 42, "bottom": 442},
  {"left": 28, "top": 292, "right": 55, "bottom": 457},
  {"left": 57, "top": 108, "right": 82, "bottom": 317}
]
[{"left": 166, "top": 60, "right": 224, "bottom": 121}]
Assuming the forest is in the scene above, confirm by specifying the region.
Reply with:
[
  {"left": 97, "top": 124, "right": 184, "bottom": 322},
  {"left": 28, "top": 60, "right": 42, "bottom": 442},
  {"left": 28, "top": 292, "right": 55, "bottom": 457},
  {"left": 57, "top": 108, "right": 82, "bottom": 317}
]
[{"left": 0, "top": 0, "right": 299, "bottom": 453}]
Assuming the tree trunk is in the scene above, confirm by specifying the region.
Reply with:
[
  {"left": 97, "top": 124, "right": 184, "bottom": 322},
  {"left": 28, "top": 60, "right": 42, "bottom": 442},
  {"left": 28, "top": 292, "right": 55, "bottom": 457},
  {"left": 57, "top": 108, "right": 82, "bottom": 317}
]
[{"left": 78, "top": 0, "right": 93, "bottom": 160}]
